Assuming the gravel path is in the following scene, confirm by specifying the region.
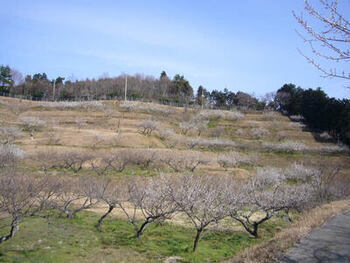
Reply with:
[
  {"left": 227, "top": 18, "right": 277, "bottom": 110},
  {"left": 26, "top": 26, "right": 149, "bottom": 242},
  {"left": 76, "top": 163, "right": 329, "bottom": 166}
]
[{"left": 284, "top": 209, "right": 350, "bottom": 262}]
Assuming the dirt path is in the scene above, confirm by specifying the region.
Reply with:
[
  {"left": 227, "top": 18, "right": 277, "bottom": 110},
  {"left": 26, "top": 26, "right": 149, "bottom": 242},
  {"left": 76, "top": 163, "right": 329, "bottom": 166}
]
[{"left": 284, "top": 209, "right": 350, "bottom": 262}]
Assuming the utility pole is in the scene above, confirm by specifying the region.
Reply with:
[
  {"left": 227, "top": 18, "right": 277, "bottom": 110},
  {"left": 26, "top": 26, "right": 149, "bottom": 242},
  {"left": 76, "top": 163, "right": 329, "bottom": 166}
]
[
  {"left": 124, "top": 75, "right": 128, "bottom": 101},
  {"left": 202, "top": 93, "right": 204, "bottom": 109},
  {"left": 53, "top": 79, "right": 56, "bottom": 101}
]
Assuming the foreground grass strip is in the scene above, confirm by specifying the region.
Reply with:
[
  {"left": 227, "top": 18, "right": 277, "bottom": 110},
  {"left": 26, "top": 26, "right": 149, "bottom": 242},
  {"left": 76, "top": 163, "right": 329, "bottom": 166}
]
[
  {"left": 228, "top": 198, "right": 350, "bottom": 263},
  {"left": 0, "top": 211, "right": 286, "bottom": 263}
]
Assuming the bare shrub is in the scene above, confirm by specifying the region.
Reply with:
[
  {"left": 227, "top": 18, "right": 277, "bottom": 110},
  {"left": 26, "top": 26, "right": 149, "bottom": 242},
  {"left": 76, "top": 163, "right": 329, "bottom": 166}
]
[
  {"left": 208, "top": 127, "right": 225, "bottom": 137},
  {"left": 205, "top": 138, "right": 236, "bottom": 150},
  {"left": 115, "top": 118, "right": 122, "bottom": 134},
  {"left": 162, "top": 151, "right": 209, "bottom": 172},
  {"left": 217, "top": 151, "right": 258, "bottom": 170},
  {"left": 263, "top": 141, "right": 349, "bottom": 154},
  {"left": 183, "top": 137, "right": 236, "bottom": 150},
  {"left": 8, "top": 102, "right": 29, "bottom": 116},
  {"left": 137, "top": 119, "right": 160, "bottom": 135},
  {"left": 0, "top": 99, "right": 9, "bottom": 107},
  {"left": 19, "top": 116, "right": 46, "bottom": 132},
  {"left": 40, "top": 101, "right": 104, "bottom": 111},
  {"left": 44, "top": 127, "right": 61, "bottom": 145},
  {"left": 236, "top": 128, "right": 245, "bottom": 136},
  {"left": 197, "top": 110, "right": 226, "bottom": 120},
  {"left": 179, "top": 121, "right": 192, "bottom": 135},
  {"left": 262, "top": 140, "right": 308, "bottom": 153},
  {"left": 197, "top": 110, "right": 244, "bottom": 121},
  {"left": 318, "top": 131, "right": 332, "bottom": 141},
  {"left": 250, "top": 127, "right": 270, "bottom": 139},
  {"left": 303, "top": 163, "right": 347, "bottom": 202},
  {"left": 284, "top": 163, "right": 320, "bottom": 182},
  {"left": 88, "top": 149, "right": 152, "bottom": 176},
  {"left": 226, "top": 111, "right": 244, "bottom": 121},
  {"left": 269, "top": 120, "right": 281, "bottom": 130},
  {"left": 137, "top": 103, "right": 174, "bottom": 116},
  {"left": 103, "top": 107, "right": 115, "bottom": 118},
  {"left": 289, "top": 115, "right": 304, "bottom": 122},
  {"left": 75, "top": 119, "right": 87, "bottom": 129},
  {"left": 131, "top": 149, "right": 161, "bottom": 169},
  {"left": 263, "top": 111, "right": 279, "bottom": 120},
  {"left": 0, "top": 127, "right": 24, "bottom": 144},
  {"left": 183, "top": 137, "right": 201, "bottom": 150},
  {"left": 284, "top": 162, "right": 350, "bottom": 202},
  {"left": 166, "top": 136, "right": 183, "bottom": 149},
  {"left": 193, "top": 120, "right": 209, "bottom": 136},
  {"left": 179, "top": 119, "right": 209, "bottom": 136},
  {"left": 119, "top": 101, "right": 137, "bottom": 111},
  {"left": 315, "top": 144, "right": 350, "bottom": 154},
  {"left": 288, "top": 122, "right": 305, "bottom": 130},
  {"left": 91, "top": 132, "right": 105, "bottom": 148},
  {"left": 120, "top": 102, "right": 174, "bottom": 115},
  {"left": 0, "top": 144, "right": 25, "bottom": 169},
  {"left": 245, "top": 120, "right": 260, "bottom": 128},
  {"left": 157, "top": 127, "right": 175, "bottom": 141},
  {"left": 277, "top": 131, "right": 288, "bottom": 141}
]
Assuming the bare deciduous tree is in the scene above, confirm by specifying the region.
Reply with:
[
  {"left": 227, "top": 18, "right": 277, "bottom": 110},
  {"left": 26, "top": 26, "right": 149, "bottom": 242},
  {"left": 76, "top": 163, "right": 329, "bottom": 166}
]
[
  {"left": 30, "top": 150, "right": 62, "bottom": 174},
  {"left": 169, "top": 174, "right": 228, "bottom": 252},
  {"left": 227, "top": 166, "right": 316, "bottom": 237},
  {"left": 250, "top": 127, "right": 270, "bottom": 139},
  {"left": 217, "top": 151, "right": 258, "bottom": 170},
  {"left": 75, "top": 119, "right": 87, "bottom": 129},
  {"left": 50, "top": 177, "right": 98, "bottom": 218},
  {"left": 60, "top": 151, "right": 92, "bottom": 174},
  {"left": 93, "top": 178, "right": 117, "bottom": 230},
  {"left": 103, "top": 150, "right": 132, "bottom": 172},
  {"left": 115, "top": 176, "right": 177, "bottom": 238},
  {"left": 91, "top": 132, "right": 105, "bottom": 148},
  {"left": 0, "top": 144, "right": 25, "bottom": 169},
  {"left": 0, "top": 173, "right": 55, "bottom": 243},
  {"left": 0, "top": 127, "right": 23, "bottom": 145},
  {"left": 293, "top": 0, "right": 350, "bottom": 86},
  {"left": 162, "top": 151, "right": 208, "bottom": 172},
  {"left": 137, "top": 119, "right": 160, "bottom": 135},
  {"left": 131, "top": 149, "right": 160, "bottom": 170},
  {"left": 179, "top": 121, "right": 192, "bottom": 135},
  {"left": 19, "top": 116, "right": 46, "bottom": 133}
]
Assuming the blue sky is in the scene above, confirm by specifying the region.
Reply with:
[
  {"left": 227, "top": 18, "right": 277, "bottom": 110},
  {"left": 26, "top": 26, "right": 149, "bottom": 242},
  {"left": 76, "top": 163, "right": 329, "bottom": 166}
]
[{"left": 1, "top": 0, "right": 349, "bottom": 99}]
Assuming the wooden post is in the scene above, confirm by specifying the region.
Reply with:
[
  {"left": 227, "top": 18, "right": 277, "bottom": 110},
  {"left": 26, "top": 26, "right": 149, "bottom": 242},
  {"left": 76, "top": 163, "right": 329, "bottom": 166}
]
[{"left": 124, "top": 75, "right": 128, "bottom": 101}]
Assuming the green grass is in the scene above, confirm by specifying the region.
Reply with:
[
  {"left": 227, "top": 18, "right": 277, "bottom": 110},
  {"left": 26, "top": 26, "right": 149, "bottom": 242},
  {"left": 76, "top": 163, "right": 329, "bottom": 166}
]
[
  {"left": 0, "top": 211, "right": 286, "bottom": 263},
  {"left": 207, "top": 119, "right": 218, "bottom": 129}
]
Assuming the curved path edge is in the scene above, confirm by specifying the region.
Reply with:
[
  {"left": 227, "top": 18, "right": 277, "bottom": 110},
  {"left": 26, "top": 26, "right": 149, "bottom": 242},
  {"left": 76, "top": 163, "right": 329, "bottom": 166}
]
[{"left": 284, "top": 209, "right": 350, "bottom": 263}]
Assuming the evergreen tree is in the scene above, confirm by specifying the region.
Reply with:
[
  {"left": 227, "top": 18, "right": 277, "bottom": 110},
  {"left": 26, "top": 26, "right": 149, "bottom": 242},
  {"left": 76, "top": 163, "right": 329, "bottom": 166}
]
[{"left": 0, "top": 65, "right": 13, "bottom": 95}]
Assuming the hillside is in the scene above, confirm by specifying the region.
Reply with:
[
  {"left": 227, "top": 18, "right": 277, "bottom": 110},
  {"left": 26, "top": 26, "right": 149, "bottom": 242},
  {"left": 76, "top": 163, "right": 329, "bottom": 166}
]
[{"left": 0, "top": 96, "right": 349, "bottom": 262}]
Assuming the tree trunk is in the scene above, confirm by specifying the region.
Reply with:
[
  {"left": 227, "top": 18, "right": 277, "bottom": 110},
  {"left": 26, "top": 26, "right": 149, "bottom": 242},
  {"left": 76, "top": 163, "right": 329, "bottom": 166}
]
[
  {"left": 285, "top": 209, "right": 293, "bottom": 223},
  {"left": 0, "top": 218, "right": 19, "bottom": 244},
  {"left": 97, "top": 205, "right": 115, "bottom": 231},
  {"left": 66, "top": 212, "right": 73, "bottom": 219},
  {"left": 193, "top": 228, "right": 203, "bottom": 252},
  {"left": 234, "top": 217, "right": 258, "bottom": 238},
  {"left": 135, "top": 219, "right": 151, "bottom": 238}
]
